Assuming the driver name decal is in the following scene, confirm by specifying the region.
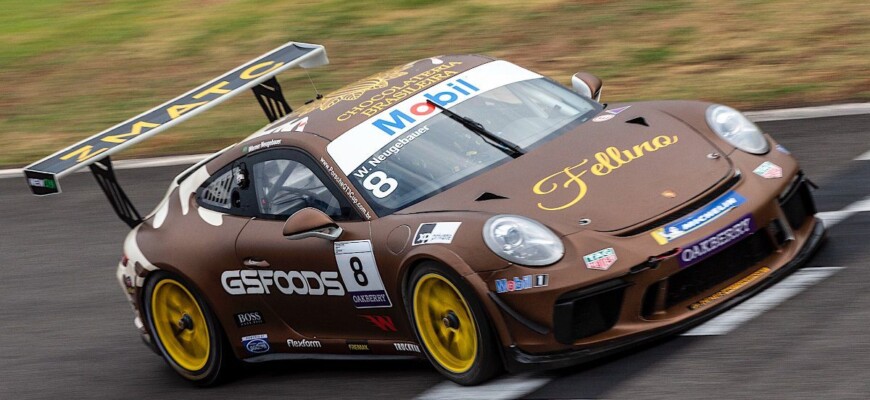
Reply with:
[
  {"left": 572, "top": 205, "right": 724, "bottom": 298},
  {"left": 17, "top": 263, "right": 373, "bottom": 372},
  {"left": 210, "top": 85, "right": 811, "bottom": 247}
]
[{"left": 533, "top": 135, "right": 679, "bottom": 211}]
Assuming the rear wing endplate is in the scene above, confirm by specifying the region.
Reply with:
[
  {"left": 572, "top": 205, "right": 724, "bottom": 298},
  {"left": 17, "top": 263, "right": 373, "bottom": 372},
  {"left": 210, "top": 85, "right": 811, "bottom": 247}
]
[{"left": 22, "top": 41, "right": 327, "bottom": 226}]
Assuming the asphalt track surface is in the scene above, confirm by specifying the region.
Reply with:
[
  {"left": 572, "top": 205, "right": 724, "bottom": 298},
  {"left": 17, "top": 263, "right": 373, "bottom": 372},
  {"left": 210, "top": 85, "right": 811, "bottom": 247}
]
[{"left": 1, "top": 114, "right": 868, "bottom": 399}]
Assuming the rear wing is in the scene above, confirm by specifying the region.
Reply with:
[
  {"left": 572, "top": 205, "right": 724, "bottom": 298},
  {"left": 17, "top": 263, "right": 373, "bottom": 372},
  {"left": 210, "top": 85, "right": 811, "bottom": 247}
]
[{"left": 22, "top": 41, "right": 328, "bottom": 226}]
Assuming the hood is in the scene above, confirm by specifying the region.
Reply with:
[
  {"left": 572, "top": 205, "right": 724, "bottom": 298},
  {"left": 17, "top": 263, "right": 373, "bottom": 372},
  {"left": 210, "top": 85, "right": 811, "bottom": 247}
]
[{"left": 399, "top": 103, "right": 733, "bottom": 236}]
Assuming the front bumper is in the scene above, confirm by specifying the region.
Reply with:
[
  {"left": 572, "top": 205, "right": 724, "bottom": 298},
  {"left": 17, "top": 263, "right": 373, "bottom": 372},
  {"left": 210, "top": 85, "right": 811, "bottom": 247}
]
[{"left": 502, "top": 216, "right": 825, "bottom": 372}]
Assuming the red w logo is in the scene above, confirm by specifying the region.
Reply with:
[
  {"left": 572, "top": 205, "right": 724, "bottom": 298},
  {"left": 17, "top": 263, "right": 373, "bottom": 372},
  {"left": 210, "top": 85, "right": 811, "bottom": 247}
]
[{"left": 361, "top": 315, "right": 397, "bottom": 332}]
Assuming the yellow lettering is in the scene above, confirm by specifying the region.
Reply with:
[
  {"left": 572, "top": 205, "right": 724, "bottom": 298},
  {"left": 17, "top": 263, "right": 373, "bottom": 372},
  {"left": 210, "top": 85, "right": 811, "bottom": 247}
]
[
  {"left": 632, "top": 140, "right": 655, "bottom": 157},
  {"left": 167, "top": 101, "right": 208, "bottom": 119},
  {"left": 533, "top": 160, "right": 589, "bottom": 211},
  {"left": 193, "top": 81, "right": 231, "bottom": 99},
  {"left": 60, "top": 145, "right": 108, "bottom": 162},
  {"left": 240, "top": 61, "right": 285, "bottom": 80},
  {"left": 102, "top": 121, "right": 161, "bottom": 144}
]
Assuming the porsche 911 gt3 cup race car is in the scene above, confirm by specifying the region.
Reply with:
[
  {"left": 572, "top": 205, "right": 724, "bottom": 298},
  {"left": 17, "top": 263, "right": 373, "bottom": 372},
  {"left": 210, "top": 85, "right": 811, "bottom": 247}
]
[{"left": 23, "top": 41, "right": 824, "bottom": 386}]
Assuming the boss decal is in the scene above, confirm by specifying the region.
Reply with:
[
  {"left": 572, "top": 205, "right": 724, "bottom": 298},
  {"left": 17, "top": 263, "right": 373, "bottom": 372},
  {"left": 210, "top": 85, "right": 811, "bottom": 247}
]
[
  {"left": 234, "top": 311, "right": 265, "bottom": 327},
  {"left": 221, "top": 270, "right": 345, "bottom": 296},
  {"left": 334, "top": 240, "right": 392, "bottom": 308},
  {"left": 651, "top": 190, "right": 746, "bottom": 245},
  {"left": 413, "top": 222, "right": 461, "bottom": 245},
  {"left": 242, "top": 334, "right": 270, "bottom": 354}
]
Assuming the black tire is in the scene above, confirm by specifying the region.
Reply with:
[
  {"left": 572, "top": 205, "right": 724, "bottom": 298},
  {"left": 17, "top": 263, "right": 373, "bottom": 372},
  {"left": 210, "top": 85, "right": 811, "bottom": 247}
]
[
  {"left": 143, "top": 271, "right": 236, "bottom": 386},
  {"left": 405, "top": 261, "right": 503, "bottom": 385}
]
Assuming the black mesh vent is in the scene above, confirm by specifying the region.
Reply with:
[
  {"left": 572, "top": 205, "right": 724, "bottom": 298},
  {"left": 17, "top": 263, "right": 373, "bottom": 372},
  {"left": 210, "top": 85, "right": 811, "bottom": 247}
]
[
  {"left": 666, "top": 229, "right": 775, "bottom": 308},
  {"left": 553, "top": 280, "right": 629, "bottom": 343}
]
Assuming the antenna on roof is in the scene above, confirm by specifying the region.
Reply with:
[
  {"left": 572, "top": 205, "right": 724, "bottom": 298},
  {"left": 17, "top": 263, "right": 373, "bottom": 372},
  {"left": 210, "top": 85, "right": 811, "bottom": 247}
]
[{"left": 304, "top": 69, "right": 323, "bottom": 100}]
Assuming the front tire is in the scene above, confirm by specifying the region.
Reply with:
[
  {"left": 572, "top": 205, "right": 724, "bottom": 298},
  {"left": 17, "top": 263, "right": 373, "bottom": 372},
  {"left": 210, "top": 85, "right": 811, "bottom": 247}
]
[
  {"left": 406, "top": 262, "right": 502, "bottom": 385},
  {"left": 143, "top": 271, "right": 234, "bottom": 386}
]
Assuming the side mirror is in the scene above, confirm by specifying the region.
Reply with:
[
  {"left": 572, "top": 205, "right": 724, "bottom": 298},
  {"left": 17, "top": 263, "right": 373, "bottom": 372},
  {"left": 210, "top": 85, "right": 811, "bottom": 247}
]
[
  {"left": 282, "top": 208, "right": 343, "bottom": 241},
  {"left": 571, "top": 72, "right": 603, "bottom": 102}
]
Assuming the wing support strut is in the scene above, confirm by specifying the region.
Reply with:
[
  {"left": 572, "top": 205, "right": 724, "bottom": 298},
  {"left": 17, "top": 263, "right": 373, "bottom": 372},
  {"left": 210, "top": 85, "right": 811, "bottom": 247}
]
[
  {"left": 252, "top": 76, "right": 292, "bottom": 122},
  {"left": 89, "top": 157, "right": 142, "bottom": 228}
]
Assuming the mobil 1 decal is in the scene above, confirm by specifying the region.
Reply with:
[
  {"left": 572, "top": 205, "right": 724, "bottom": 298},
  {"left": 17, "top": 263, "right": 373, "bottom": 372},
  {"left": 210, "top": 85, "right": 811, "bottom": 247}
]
[{"left": 334, "top": 240, "right": 392, "bottom": 308}]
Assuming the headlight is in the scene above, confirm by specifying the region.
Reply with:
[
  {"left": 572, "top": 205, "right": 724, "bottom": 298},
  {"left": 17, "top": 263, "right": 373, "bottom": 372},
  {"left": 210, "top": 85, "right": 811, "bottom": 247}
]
[
  {"left": 483, "top": 215, "right": 564, "bottom": 266},
  {"left": 706, "top": 105, "right": 769, "bottom": 154}
]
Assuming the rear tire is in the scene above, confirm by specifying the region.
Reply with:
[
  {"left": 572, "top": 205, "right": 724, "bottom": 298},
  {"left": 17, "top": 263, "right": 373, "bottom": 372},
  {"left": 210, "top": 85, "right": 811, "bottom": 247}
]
[
  {"left": 143, "top": 271, "right": 235, "bottom": 386},
  {"left": 405, "top": 262, "right": 502, "bottom": 385}
]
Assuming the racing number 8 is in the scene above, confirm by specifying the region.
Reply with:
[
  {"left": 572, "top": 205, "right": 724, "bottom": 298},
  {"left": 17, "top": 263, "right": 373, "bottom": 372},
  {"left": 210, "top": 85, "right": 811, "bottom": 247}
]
[
  {"left": 350, "top": 256, "right": 368, "bottom": 286},
  {"left": 363, "top": 171, "right": 397, "bottom": 198}
]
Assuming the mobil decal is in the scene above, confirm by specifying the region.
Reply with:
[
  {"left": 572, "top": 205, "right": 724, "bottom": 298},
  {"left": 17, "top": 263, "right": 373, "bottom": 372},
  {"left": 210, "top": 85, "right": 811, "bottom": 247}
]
[
  {"left": 533, "top": 135, "right": 680, "bottom": 211},
  {"left": 370, "top": 78, "right": 479, "bottom": 136},
  {"left": 327, "top": 61, "right": 542, "bottom": 175}
]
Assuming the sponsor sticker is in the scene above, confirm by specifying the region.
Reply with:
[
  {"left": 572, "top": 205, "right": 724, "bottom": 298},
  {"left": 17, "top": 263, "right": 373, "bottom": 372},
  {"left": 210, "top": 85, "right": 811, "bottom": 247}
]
[
  {"left": 592, "top": 114, "right": 615, "bottom": 122},
  {"left": 533, "top": 135, "right": 680, "bottom": 211},
  {"left": 28, "top": 178, "right": 57, "bottom": 189},
  {"left": 495, "top": 274, "right": 549, "bottom": 293},
  {"left": 583, "top": 248, "right": 617, "bottom": 271},
  {"left": 678, "top": 214, "right": 756, "bottom": 268},
  {"left": 651, "top": 190, "right": 746, "bottom": 245},
  {"left": 347, "top": 340, "right": 371, "bottom": 352},
  {"left": 242, "top": 334, "right": 270, "bottom": 354},
  {"left": 334, "top": 240, "right": 392, "bottom": 308},
  {"left": 775, "top": 144, "right": 790, "bottom": 155},
  {"left": 327, "top": 61, "right": 542, "bottom": 175},
  {"left": 753, "top": 161, "right": 783, "bottom": 179},
  {"left": 361, "top": 315, "right": 398, "bottom": 332},
  {"left": 287, "top": 338, "right": 322, "bottom": 348},
  {"left": 234, "top": 311, "right": 265, "bottom": 327},
  {"left": 394, "top": 342, "right": 421, "bottom": 353},
  {"left": 412, "top": 222, "right": 461, "bottom": 245},
  {"left": 689, "top": 267, "right": 770, "bottom": 310},
  {"left": 221, "top": 269, "right": 345, "bottom": 296},
  {"left": 606, "top": 105, "right": 631, "bottom": 115},
  {"left": 242, "top": 139, "right": 281, "bottom": 154}
]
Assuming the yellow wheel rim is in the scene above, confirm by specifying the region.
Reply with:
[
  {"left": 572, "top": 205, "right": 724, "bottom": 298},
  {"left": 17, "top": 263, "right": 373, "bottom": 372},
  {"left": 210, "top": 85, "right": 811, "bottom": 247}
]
[
  {"left": 413, "top": 273, "right": 478, "bottom": 373},
  {"left": 151, "top": 279, "right": 210, "bottom": 371}
]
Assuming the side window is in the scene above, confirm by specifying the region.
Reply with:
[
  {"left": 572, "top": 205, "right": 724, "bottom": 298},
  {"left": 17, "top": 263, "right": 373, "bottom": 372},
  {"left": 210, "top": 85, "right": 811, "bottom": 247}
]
[
  {"left": 197, "top": 163, "right": 252, "bottom": 215},
  {"left": 252, "top": 158, "right": 343, "bottom": 219}
]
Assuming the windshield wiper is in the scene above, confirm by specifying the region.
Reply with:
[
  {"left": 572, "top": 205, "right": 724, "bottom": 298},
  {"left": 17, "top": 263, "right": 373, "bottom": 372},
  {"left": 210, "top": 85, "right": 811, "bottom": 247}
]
[{"left": 426, "top": 100, "right": 524, "bottom": 158}]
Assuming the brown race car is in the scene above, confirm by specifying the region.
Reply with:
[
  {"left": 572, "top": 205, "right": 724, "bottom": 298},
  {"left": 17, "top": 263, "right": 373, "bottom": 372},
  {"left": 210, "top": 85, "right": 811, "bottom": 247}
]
[{"left": 23, "top": 41, "right": 825, "bottom": 386}]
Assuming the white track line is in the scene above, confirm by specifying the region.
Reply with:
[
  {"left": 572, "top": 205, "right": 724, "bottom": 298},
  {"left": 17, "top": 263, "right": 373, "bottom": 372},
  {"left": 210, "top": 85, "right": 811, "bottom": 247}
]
[
  {"left": 817, "top": 195, "right": 870, "bottom": 229},
  {"left": 1, "top": 102, "right": 868, "bottom": 180},
  {"left": 683, "top": 267, "right": 844, "bottom": 336},
  {"left": 415, "top": 373, "right": 551, "bottom": 400},
  {"left": 745, "top": 103, "right": 870, "bottom": 122},
  {"left": 856, "top": 149, "right": 870, "bottom": 161}
]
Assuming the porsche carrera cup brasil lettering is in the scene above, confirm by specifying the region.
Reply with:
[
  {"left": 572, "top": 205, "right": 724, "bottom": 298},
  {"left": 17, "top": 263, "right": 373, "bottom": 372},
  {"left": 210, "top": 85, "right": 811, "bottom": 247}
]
[
  {"left": 533, "top": 135, "right": 679, "bottom": 211},
  {"left": 221, "top": 270, "right": 345, "bottom": 296}
]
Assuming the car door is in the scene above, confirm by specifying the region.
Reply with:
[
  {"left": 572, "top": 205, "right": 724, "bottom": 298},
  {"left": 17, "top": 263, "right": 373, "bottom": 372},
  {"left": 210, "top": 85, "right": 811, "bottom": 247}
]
[{"left": 234, "top": 148, "right": 398, "bottom": 340}]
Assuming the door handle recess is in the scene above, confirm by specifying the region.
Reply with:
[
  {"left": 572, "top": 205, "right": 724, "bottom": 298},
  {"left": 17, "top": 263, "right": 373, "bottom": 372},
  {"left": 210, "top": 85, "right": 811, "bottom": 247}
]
[{"left": 243, "top": 258, "right": 271, "bottom": 268}]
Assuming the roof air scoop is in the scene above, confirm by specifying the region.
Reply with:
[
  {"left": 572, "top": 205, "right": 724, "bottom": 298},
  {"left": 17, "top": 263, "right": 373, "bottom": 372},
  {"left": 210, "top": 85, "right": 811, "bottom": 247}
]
[
  {"left": 475, "top": 192, "right": 508, "bottom": 201},
  {"left": 626, "top": 117, "right": 649, "bottom": 127}
]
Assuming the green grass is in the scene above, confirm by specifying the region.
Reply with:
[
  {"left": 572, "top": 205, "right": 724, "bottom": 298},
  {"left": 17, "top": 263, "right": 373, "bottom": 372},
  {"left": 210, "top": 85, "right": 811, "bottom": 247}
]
[{"left": 0, "top": 0, "right": 868, "bottom": 166}]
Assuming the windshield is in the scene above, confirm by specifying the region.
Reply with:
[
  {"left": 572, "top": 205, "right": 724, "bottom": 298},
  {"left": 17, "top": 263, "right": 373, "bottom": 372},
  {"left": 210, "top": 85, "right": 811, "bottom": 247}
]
[{"left": 328, "top": 63, "right": 601, "bottom": 216}]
